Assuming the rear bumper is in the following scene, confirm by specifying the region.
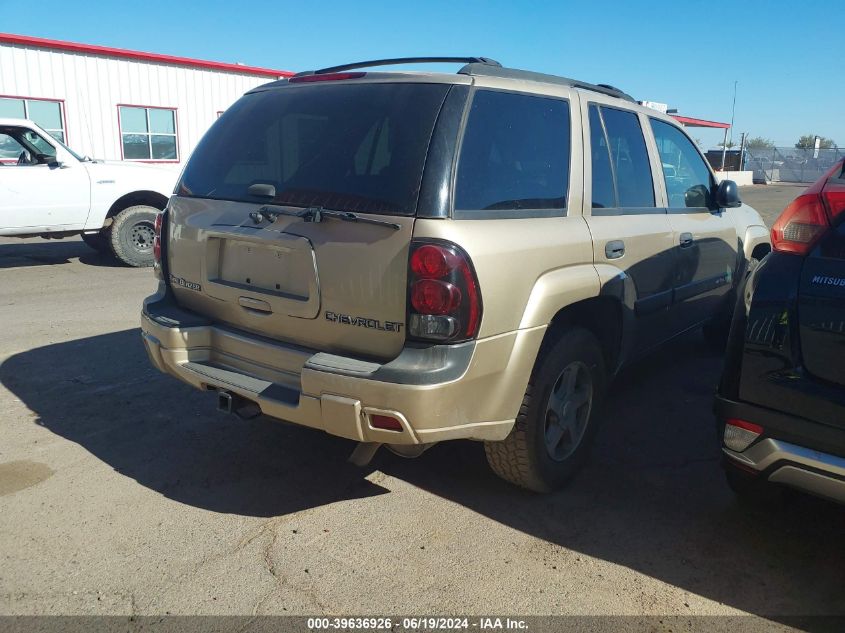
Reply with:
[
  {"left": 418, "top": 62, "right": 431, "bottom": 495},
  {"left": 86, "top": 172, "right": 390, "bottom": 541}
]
[
  {"left": 715, "top": 395, "right": 845, "bottom": 503},
  {"left": 141, "top": 290, "right": 544, "bottom": 445}
]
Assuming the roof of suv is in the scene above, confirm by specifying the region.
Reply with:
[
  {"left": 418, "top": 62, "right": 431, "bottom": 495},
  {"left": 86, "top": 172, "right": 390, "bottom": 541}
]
[{"left": 251, "top": 56, "right": 636, "bottom": 103}]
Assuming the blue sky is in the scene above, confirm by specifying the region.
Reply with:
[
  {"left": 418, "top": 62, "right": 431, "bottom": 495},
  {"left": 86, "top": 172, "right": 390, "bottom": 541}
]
[{"left": 3, "top": 0, "right": 842, "bottom": 150}]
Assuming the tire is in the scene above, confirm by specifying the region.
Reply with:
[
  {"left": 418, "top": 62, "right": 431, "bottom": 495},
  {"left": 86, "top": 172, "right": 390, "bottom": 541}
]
[
  {"left": 484, "top": 327, "right": 606, "bottom": 492},
  {"left": 107, "top": 205, "right": 159, "bottom": 267},
  {"left": 80, "top": 231, "right": 108, "bottom": 253}
]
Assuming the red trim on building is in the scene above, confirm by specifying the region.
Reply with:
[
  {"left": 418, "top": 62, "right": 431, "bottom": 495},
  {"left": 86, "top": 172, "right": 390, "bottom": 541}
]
[
  {"left": 117, "top": 104, "right": 181, "bottom": 163},
  {"left": 0, "top": 32, "right": 293, "bottom": 78},
  {"left": 672, "top": 115, "right": 730, "bottom": 129},
  {"left": 0, "top": 94, "right": 70, "bottom": 144}
]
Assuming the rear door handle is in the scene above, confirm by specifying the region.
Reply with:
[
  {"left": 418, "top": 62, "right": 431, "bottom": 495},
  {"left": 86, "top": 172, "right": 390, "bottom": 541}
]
[
  {"left": 679, "top": 232, "right": 694, "bottom": 248},
  {"left": 238, "top": 296, "right": 273, "bottom": 313},
  {"left": 605, "top": 240, "right": 625, "bottom": 259}
]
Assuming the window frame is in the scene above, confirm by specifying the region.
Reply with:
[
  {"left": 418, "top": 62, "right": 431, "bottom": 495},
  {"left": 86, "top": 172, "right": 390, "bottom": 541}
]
[
  {"left": 647, "top": 116, "right": 717, "bottom": 214},
  {"left": 0, "top": 94, "right": 69, "bottom": 146},
  {"left": 117, "top": 104, "right": 180, "bottom": 163},
  {"left": 586, "top": 101, "right": 662, "bottom": 217},
  {"left": 451, "top": 87, "right": 573, "bottom": 220}
]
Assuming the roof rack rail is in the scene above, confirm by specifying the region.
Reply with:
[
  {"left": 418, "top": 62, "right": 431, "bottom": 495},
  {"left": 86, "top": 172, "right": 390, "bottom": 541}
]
[
  {"left": 457, "top": 64, "right": 635, "bottom": 102},
  {"left": 294, "top": 57, "right": 501, "bottom": 77}
]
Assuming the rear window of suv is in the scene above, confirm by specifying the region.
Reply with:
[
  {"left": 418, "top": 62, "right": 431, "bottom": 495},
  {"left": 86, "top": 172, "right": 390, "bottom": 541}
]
[{"left": 177, "top": 82, "right": 450, "bottom": 216}]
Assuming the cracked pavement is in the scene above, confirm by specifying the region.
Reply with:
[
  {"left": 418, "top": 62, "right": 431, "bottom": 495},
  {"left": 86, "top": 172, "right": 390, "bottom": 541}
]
[{"left": 0, "top": 185, "right": 843, "bottom": 626}]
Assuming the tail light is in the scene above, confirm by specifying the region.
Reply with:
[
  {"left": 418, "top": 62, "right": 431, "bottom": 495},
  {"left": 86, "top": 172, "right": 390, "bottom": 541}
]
[
  {"left": 153, "top": 210, "right": 166, "bottom": 276},
  {"left": 407, "top": 241, "right": 482, "bottom": 342},
  {"left": 723, "top": 418, "right": 763, "bottom": 452},
  {"left": 771, "top": 160, "right": 845, "bottom": 255}
]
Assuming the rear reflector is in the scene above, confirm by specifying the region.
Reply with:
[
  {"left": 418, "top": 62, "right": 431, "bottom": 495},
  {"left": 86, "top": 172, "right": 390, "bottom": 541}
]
[
  {"left": 370, "top": 414, "right": 403, "bottom": 432},
  {"left": 289, "top": 72, "right": 366, "bottom": 83},
  {"left": 723, "top": 418, "right": 763, "bottom": 452}
]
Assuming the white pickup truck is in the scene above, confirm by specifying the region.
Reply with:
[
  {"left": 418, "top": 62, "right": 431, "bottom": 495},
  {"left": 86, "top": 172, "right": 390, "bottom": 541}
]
[{"left": 0, "top": 118, "right": 177, "bottom": 266}]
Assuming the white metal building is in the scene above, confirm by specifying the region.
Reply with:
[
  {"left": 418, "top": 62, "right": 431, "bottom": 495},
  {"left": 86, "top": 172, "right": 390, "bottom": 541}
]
[{"left": 0, "top": 33, "right": 292, "bottom": 166}]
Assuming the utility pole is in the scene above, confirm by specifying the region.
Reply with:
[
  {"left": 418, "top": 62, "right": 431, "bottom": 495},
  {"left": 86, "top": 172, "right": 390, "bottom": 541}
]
[
  {"left": 728, "top": 80, "right": 738, "bottom": 147},
  {"left": 720, "top": 81, "right": 738, "bottom": 171}
]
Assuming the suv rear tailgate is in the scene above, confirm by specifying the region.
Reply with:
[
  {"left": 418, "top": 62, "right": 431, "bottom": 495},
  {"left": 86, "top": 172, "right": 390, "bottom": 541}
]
[
  {"left": 167, "top": 195, "right": 414, "bottom": 361},
  {"left": 166, "top": 80, "right": 453, "bottom": 362}
]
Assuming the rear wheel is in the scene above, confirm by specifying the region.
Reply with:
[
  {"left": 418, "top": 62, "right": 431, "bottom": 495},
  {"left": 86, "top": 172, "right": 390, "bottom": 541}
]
[
  {"left": 107, "top": 205, "right": 159, "bottom": 267},
  {"left": 485, "top": 328, "right": 606, "bottom": 492}
]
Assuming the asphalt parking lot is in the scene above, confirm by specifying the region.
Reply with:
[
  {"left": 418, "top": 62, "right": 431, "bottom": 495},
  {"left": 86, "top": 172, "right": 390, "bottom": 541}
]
[{"left": 1, "top": 183, "right": 843, "bottom": 627}]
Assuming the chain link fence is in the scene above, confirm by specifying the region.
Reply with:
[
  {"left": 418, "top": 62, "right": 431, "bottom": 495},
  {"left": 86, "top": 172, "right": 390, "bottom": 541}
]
[{"left": 745, "top": 146, "right": 844, "bottom": 183}]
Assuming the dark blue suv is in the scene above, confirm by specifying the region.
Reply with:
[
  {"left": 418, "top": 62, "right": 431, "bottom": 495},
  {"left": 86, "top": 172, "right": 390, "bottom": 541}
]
[{"left": 715, "top": 159, "right": 845, "bottom": 503}]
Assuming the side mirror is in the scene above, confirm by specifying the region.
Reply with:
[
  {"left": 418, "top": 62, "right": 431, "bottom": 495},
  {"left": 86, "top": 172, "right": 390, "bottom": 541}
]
[
  {"left": 715, "top": 179, "right": 742, "bottom": 209},
  {"left": 49, "top": 147, "right": 74, "bottom": 168}
]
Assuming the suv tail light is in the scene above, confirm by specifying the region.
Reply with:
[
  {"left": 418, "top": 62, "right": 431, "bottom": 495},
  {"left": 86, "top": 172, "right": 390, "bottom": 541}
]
[
  {"left": 723, "top": 418, "right": 763, "bottom": 452},
  {"left": 771, "top": 160, "right": 845, "bottom": 255},
  {"left": 153, "top": 210, "right": 166, "bottom": 275},
  {"left": 407, "top": 241, "right": 482, "bottom": 342}
]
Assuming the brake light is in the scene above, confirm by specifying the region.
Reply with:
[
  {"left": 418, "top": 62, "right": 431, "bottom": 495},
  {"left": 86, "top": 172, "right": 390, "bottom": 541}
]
[
  {"left": 407, "top": 241, "right": 482, "bottom": 342},
  {"left": 289, "top": 72, "right": 366, "bottom": 83},
  {"left": 153, "top": 210, "right": 165, "bottom": 271},
  {"left": 823, "top": 182, "right": 845, "bottom": 223},
  {"left": 771, "top": 193, "right": 829, "bottom": 255},
  {"left": 771, "top": 160, "right": 845, "bottom": 255},
  {"left": 723, "top": 418, "right": 763, "bottom": 452}
]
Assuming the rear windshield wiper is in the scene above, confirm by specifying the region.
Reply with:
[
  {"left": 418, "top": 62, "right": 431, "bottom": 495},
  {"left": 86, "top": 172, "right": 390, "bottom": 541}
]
[{"left": 251, "top": 205, "right": 400, "bottom": 230}]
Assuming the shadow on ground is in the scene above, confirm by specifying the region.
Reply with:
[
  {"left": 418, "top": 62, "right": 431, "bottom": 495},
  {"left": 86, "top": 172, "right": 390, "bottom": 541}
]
[
  {"left": 2, "top": 328, "right": 843, "bottom": 617},
  {"left": 0, "top": 239, "right": 118, "bottom": 269}
]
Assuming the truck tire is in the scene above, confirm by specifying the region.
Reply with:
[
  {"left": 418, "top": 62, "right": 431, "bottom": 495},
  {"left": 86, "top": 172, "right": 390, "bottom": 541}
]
[
  {"left": 107, "top": 205, "right": 159, "bottom": 267},
  {"left": 485, "top": 327, "right": 606, "bottom": 492},
  {"left": 80, "top": 231, "right": 108, "bottom": 253}
]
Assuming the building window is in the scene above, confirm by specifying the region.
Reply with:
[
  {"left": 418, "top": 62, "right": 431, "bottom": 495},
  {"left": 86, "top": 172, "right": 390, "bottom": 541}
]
[
  {"left": 118, "top": 105, "right": 178, "bottom": 161},
  {"left": 0, "top": 96, "right": 67, "bottom": 143}
]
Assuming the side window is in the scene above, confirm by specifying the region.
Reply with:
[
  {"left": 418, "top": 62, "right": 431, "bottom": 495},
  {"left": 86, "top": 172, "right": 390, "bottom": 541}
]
[
  {"left": 23, "top": 130, "right": 55, "bottom": 158},
  {"left": 650, "top": 119, "right": 714, "bottom": 208},
  {"left": 455, "top": 90, "right": 570, "bottom": 215},
  {"left": 598, "top": 106, "right": 655, "bottom": 208},
  {"left": 588, "top": 105, "right": 616, "bottom": 208},
  {"left": 0, "top": 133, "right": 25, "bottom": 162}
]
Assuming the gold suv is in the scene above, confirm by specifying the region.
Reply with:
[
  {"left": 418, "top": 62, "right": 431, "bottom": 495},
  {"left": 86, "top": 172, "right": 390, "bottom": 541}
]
[{"left": 141, "top": 57, "right": 770, "bottom": 491}]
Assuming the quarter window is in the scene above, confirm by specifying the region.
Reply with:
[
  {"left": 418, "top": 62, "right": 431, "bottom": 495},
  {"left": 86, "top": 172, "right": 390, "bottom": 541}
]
[
  {"left": 650, "top": 119, "right": 714, "bottom": 208},
  {"left": 0, "top": 97, "right": 66, "bottom": 143},
  {"left": 588, "top": 106, "right": 615, "bottom": 209},
  {"left": 589, "top": 105, "right": 654, "bottom": 208},
  {"left": 119, "top": 106, "right": 178, "bottom": 161},
  {"left": 455, "top": 90, "right": 570, "bottom": 215}
]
